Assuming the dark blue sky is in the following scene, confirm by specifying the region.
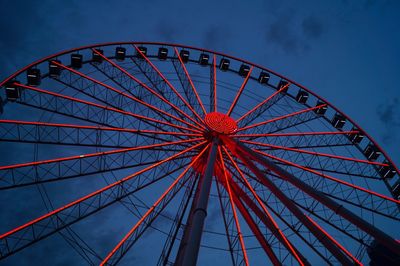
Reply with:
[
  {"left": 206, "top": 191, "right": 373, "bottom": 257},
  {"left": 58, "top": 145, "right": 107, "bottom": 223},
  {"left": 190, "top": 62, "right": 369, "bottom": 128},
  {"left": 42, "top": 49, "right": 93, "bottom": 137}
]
[
  {"left": 0, "top": 0, "right": 399, "bottom": 265},
  {"left": 1, "top": 0, "right": 399, "bottom": 162}
]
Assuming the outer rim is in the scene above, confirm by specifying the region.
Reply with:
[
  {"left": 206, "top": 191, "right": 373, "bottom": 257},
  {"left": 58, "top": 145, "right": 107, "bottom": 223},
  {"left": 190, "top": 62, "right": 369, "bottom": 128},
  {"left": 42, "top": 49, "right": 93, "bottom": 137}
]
[{"left": 0, "top": 41, "right": 398, "bottom": 177}]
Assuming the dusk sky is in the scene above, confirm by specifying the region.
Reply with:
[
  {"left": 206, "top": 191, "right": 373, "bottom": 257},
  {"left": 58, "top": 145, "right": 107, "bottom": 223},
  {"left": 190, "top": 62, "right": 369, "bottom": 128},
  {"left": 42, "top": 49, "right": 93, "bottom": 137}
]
[{"left": 0, "top": 0, "right": 399, "bottom": 265}]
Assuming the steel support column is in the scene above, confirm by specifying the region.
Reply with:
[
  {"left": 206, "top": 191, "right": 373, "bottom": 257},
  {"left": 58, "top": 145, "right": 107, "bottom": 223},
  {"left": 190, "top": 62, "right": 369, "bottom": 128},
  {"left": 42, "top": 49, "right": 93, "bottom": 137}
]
[{"left": 175, "top": 140, "right": 218, "bottom": 266}]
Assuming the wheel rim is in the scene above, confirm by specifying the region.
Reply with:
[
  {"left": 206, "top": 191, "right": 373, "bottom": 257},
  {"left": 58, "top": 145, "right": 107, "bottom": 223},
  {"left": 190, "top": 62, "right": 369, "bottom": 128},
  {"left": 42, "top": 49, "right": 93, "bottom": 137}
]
[{"left": 0, "top": 42, "right": 398, "bottom": 265}]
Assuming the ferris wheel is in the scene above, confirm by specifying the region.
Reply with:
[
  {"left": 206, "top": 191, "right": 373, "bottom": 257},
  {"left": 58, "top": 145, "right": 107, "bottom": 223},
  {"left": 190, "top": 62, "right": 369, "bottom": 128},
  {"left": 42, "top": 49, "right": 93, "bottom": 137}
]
[{"left": 0, "top": 42, "right": 399, "bottom": 265}]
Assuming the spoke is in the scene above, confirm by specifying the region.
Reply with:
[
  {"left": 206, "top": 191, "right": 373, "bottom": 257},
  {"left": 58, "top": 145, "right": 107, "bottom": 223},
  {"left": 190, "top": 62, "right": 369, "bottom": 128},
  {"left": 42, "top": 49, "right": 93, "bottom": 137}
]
[
  {"left": 173, "top": 47, "right": 207, "bottom": 115},
  {"left": 211, "top": 54, "right": 217, "bottom": 113},
  {"left": 232, "top": 192, "right": 281, "bottom": 266},
  {"left": 305, "top": 216, "right": 363, "bottom": 265},
  {"left": 221, "top": 136, "right": 356, "bottom": 265},
  {"left": 0, "top": 119, "right": 201, "bottom": 137},
  {"left": 215, "top": 179, "right": 239, "bottom": 265},
  {"left": 237, "top": 104, "right": 327, "bottom": 133},
  {"left": 52, "top": 61, "right": 204, "bottom": 131},
  {"left": 217, "top": 147, "right": 249, "bottom": 266},
  {"left": 14, "top": 83, "right": 201, "bottom": 134},
  {"left": 252, "top": 148, "right": 400, "bottom": 205},
  {"left": 226, "top": 67, "right": 254, "bottom": 117},
  {"left": 0, "top": 137, "right": 202, "bottom": 189},
  {"left": 100, "top": 143, "right": 210, "bottom": 265},
  {"left": 236, "top": 82, "right": 290, "bottom": 126},
  {"left": 234, "top": 130, "right": 359, "bottom": 138},
  {"left": 132, "top": 45, "right": 205, "bottom": 124},
  {"left": 222, "top": 146, "right": 305, "bottom": 266},
  {"left": 91, "top": 49, "right": 205, "bottom": 129},
  {"left": 0, "top": 141, "right": 207, "bottom": 259},
  {"left": 241, "top": 139, "right": 388, "bottom": 167},
  {"left": 0, "top": 119, "right": 199, "bottom": 150},
  {"left": 226, "top": 137, "right": 400, "bottom": 256}
]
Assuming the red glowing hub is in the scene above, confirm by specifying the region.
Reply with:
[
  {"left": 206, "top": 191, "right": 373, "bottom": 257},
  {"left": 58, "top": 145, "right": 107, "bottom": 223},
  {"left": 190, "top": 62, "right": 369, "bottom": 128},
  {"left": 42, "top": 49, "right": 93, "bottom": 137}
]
[{"left": 204, "top": 112, "right": 238, "bottom": 134}]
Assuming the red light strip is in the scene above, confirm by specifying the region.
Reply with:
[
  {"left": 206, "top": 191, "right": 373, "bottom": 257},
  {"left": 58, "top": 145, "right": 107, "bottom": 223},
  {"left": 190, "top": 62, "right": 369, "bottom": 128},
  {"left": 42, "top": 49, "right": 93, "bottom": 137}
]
[
  {"left": 240, "top": 139, "right": 389, "bottom": 167},
  {"left": 173, "top": 47, "right": 207, "bottom": 115},
  {"left": 252, "top": 148, "right": 400, "bottom": 205},
  {"left": 100, "top": 143, "right": 210, "bottom": 265},
  {"left": 237, "top": 104, "right": 327, "bottom": 132},
  {"left": 306, "top": 215, "right": 363, "bottom": 265},
  {"left": 235, "top": 130, "right": 360, "bottom": 138},
  {"left": 0, "top": 140, "right": 207, "bottom": 240},
  {"left": 91, "top": 49, "right": 205, "bottom": 130},
  {"left": 52, "top": 60, "right": 204, "bottom": 132},
  {"left": 226, "top": 67, "right": 254, "bottom": 117},
  {"left": 0, "top": 137, "right": 203, "bottom": 170},
  {"left": 217, "top": 147, "right": 250, "bottom": 266},
  {"left": 132, "top": 45, "right": 205, "bottom": 124},
  {"left": 213, "top": 54, "right": 217, "bottom": 112},
  {"left": 236, "top": 82, "right": 290, "bottom": 123},
  {"left": 222, "top": 146, "right": 305, "bottom": 266},
  {"left": 14, "top": 83, "right": 201, "bottom": 134},
  {"left": 0, "top": 119, "right": 201, "bottom": 137}
]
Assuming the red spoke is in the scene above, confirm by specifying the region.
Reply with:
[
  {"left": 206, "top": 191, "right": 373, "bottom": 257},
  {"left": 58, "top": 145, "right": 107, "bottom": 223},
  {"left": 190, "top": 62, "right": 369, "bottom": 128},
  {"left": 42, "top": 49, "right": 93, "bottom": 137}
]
[
  {"left": 52, "top": 60, "right": 204, "bottom": 132},
  {"left": 217, "top": 147, "right": 249, "bottom": 266},
  {"left": 91, "top": 49, "right": 205, "bottom": 129},
  {"left": 0, "top": 140, "right": 207, "bottom": 240},
  {"left": 306, "top": 215, "right": 363, "bottom": 265},
  {"left": 132, "top": 45, "right": 206, "bottom": 124},
  {"left": 226, "top": 67, "right": 254, "bottom": 117},
  {"left": 236, "top": 82, "right": 290, "bottom": 123},
  {"left": 234, "top": 130, "right": 359, "bottom": 138},
  {"left": 237, "top": 104, "right": 327, "bottom": 132},
  {"left": 212, "top": 54, "right": 217, "bottom": 112},
  {"left": 14, "top": 83, "right": 202, "bottom": 134},
  {"left": 0, "top": 137, "right": 203, "bottom": 170},
  {"left": 222, "top": 146, "right": 305, "bottom": 266},
  {"left": 173, "top": 47, "right": 207, "bottom": 115},
  {"left": 251, "top": 148, "right": 400, "bottom": 205},
  {"left": 232, "top": 192, "right": 281, "bottom": 265},
  {"left": 100, "top": 143, "right": 210, "bottom": 265},
  {"left": 0, "top": 119, "right": 202, "bottom": 137},
  {"left": 240, "top": 139, "right": 389, "bottom": 167},
  {"left": 221, "top": 136, "right": 356, "bottom": 265}
]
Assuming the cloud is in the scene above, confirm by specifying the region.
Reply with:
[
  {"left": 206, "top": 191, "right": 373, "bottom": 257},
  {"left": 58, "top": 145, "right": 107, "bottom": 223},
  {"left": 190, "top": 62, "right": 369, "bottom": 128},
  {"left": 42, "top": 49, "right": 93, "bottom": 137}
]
[
  {"left": 302, "top": 15, "right": 324, "bottom": 39},
  {"left": 265, "top": 11, "right": 325, "bottom": 55},
  {"left": 377, "top": 97, "right": 400, "bottom": 143},
  {"left": 202, "top": 25, "right": 231, "bottom": 51}
]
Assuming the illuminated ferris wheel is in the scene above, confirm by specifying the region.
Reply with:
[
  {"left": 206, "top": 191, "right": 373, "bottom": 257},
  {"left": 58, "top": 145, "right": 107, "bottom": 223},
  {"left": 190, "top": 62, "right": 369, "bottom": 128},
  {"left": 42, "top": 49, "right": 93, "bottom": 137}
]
[{"left": 0, "top": 42, "right": 399, "bottom": 265}]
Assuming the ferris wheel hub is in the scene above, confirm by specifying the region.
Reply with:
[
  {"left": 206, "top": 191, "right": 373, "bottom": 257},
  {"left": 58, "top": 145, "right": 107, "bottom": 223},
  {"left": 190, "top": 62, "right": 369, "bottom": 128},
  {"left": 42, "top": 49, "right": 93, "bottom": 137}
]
[{"left": 204, "top": 112, "right": 238, "bottom": 134}]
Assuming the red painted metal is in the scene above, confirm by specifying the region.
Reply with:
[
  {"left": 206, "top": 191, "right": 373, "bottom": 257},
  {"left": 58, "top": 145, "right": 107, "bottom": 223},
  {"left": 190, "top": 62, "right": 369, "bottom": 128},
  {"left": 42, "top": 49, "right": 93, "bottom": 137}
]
[
  {"left": 204, "top": 112, "right": 238, "bottom": 134},
  {"left": 100, "top": 143, "right": 210, "bottom": 265},
  {"left": 236, "top": 82, "right": 290, "bottom": 123},
  {"left": 92, "top": 48, "right": 205, "bottom": 130},
  {"left": 0, "top": 141, "right": 207, "bottom": 240},
  {"left": 0, "top": 41, "right": 396, "bottom": 174},
  {"left": 0, "top": 119, "right": 202, "bottom": 137},
  {"left": 226, "top": 67, "right": 253, "bottom": 117},
  {"left": 240, "top": 139, "right": 389, "bottom": 167},
  {"left": 0, "top": 138, "right": 202, "bottom": 170},
  {"left": 52, "top": 60, "right": 203, "bottom": 132},
  {"left": 14, "top": 82, "right": 201, "bottom": 134},
  {"left": 173, "top": 47, "right": 207, "bottom": 115},
  {"left": 237, "top": 104, "right": 327, "bottom": 132},
  {"left": 213, "top": 54, "right": 217, "bottom": 113},
  {"left": 235, "top": 130, "right": 359, "bottom": 138},
  {"left": 252, "top": 148, "right": 400, "bottom": 204},
  {"left": 306, "top": 215, "right": 363, "bottom": 265},
  {"left": 222, "top": 146, "right": 306, "bottom": 266},
  {"left": 132, "top": 45, "right": 205, "bottom": 124},
  {"left": 217, "top": 147, "right": 249, "bottom": 266}
]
